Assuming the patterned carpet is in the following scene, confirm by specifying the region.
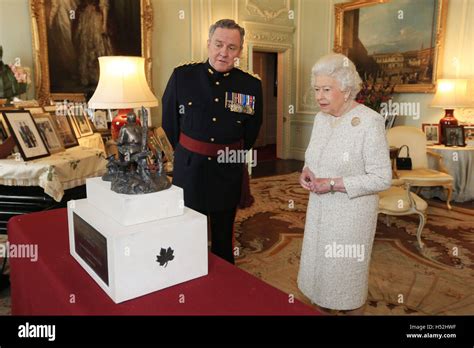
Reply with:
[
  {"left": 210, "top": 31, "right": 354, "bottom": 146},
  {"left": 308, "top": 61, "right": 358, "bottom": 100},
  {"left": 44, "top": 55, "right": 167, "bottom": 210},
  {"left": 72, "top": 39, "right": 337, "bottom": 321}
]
[
  {"left": 235, "top": 172, "right": 474, "bottom": 315},
  {"left": 1, "top": 172, "right": 473, "bottom": 315}
]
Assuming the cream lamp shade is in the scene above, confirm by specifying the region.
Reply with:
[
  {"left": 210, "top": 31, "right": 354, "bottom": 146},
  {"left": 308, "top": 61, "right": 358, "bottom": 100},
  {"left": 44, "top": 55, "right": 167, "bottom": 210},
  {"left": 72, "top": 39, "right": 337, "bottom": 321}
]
[
  {"left": 430, "top": 79, "right": 473, "bottom": 108},
  {"left": 88, "top": 56, "right": 158, "bottom": 109}
]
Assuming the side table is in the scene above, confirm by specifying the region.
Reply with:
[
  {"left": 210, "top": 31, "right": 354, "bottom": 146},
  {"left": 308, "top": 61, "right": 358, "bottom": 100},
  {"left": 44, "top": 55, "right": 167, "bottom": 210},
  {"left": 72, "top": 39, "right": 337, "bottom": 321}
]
[{"left": 423, "top": 145, "right": 474, "bottom": 202}]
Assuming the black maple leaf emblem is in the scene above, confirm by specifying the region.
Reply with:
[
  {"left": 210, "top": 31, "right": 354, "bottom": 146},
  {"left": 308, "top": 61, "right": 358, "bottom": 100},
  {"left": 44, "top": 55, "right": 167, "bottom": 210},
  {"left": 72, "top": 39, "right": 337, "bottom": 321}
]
[{"left": 156, "top": 247, "right": 174, "bottom": 267}]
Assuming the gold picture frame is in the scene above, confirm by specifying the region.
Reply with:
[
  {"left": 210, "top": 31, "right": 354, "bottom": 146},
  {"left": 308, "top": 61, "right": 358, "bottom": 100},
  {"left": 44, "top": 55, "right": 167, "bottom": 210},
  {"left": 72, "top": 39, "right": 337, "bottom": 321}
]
[
  {"left": 334, "top": 0, "right": 448, "bottom": 93},
  {"left": 30, "top": 0, "right": 154, "bottom": 105}
]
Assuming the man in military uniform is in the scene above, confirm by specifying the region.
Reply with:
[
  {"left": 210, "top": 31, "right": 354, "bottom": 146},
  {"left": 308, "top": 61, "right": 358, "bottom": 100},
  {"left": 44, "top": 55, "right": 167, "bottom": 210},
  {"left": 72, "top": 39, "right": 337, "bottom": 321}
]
[{"left": 162, "top": 19, "right": 262, "bottom": 264}]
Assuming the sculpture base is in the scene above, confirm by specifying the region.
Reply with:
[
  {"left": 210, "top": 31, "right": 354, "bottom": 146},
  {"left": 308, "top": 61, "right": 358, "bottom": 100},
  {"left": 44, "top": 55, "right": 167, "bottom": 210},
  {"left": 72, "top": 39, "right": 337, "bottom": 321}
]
[
  {"left": 68, "top": 199, "right": 208, "bottom": 303},
  {"left": 86, "top": 177, "right": 183, "bottom": 226}
]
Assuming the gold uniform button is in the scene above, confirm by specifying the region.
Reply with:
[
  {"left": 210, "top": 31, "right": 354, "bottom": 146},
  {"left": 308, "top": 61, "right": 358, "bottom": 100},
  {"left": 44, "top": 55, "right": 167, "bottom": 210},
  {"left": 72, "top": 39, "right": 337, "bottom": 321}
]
[
  {"left": 214, "top": 98, "right": 219, "bottom": 102},
  {"left": 208, "top": 157, "right": 212, "bottom": 161},
  {"left": 237, "top": 120, "right": 242, "bottom": 124},
  {"left": 210, "top": 138, "right": 215, "bottom": 142},
  {"left": 215, "top": 81, "right": 220, "bottom": 85},
  {"left": 212, "top": 117, "right": 217, "bottom": 122},
  {"left": 188, "top": 101, "right": 192, "bottom": 106}
]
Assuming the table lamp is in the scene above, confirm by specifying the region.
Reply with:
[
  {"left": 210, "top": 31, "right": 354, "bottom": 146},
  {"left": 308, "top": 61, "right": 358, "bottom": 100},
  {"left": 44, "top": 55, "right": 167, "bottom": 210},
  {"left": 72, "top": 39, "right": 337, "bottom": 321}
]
[
  {"left": 88, "top": 56, "right": 158, "bottom": 139},
  {"left": 430, "top": 79, "right": 472, "bottom": 145},
  {"left": 88, "top": 56, "right": 170, "bottom": 195}
]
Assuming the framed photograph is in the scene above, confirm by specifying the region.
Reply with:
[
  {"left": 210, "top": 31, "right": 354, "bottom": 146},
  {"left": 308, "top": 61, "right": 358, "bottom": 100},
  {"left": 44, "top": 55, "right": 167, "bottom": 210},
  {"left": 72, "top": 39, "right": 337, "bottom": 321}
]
[
  {"left": 154, "top": 127, "right": 174, "bottom": 164},
  {"left": 1, "top": 110, "right": 50, "bottom": 161},
  {"left": 30, "top": 0, "right": 154, "bottom": 104},
  {"left": 50, "top": 114, "right": 79, "bottom": 149},
  {"left": 55, "top": 104, "right": 78, "bottom": 139},
  {"left": 68, "top": 105, "right": 94, "bottom": 137},
  {"left": 334, "top": 0, "right": 448, "bottom": 93},
  {"left": 32, "top": 113, "right": 65, "bottom": 154},
  {"left": 0, "top": 115, "right": 10, "bottom": 143},
  {"left": 445, "top": 125, "right": 466, "bottom": 147},
  {"left": 384, "top": 114, "right": 397, "bottom": 130},
  {"left": 422, "top": 123, "right": 440, "bottom": 145},
  {"left": 0, "top": 114, "right": 18, "bottom": 158},
  {"left": 93, "top": 110, "right": 109, "bottom": 130},
  {"left": 463, "top": 125, "right": 474, "bottom": 146}
]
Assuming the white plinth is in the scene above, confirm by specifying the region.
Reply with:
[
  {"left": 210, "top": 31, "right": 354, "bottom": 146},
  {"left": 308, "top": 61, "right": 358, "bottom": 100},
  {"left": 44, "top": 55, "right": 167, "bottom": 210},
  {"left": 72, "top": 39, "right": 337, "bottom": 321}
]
[
  {"left": 86, "top": 177, "right": 184, "bottom": 226},
  {"left": 67, "top": 199, "right": 208, "bottom": 304}
]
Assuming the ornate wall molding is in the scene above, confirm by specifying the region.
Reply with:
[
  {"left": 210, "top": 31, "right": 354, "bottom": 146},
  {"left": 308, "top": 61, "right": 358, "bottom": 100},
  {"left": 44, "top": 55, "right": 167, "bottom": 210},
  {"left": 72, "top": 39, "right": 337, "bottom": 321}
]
[
  {"left": 243, "top": 21, "right": 294, "bottom": 51},
  {"left": 245, "top": 0, "right": 290, "bottom": 21}
]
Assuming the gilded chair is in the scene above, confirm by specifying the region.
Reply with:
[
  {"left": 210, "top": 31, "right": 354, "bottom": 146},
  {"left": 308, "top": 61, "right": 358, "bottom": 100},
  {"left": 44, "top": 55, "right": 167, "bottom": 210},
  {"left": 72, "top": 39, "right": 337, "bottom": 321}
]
[
  {"left": 387, "top": 126, "right": 454, "bottom": 210},
  {"left": 378, "top": 179, "right": 428, "bottom": 250}
]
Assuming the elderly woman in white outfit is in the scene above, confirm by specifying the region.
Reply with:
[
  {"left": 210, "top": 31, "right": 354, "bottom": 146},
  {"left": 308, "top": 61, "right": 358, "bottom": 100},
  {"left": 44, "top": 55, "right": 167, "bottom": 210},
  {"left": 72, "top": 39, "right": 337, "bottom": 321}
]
[{"left": 297, "top": 53, "right": 392, "bottom": 314}]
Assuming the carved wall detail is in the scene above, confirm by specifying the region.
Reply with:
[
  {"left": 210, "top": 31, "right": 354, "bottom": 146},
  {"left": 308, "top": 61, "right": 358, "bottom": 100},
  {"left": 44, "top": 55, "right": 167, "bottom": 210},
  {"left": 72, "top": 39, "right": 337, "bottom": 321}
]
[
  {"left": 243, "top": 22, "right": 294, "bottom": 49},
  {"left": 245, "top": 0, "right": 290, "bottom": 21},
  {"left": 249, "top": 31, "right": 291, "bottom": 43}
]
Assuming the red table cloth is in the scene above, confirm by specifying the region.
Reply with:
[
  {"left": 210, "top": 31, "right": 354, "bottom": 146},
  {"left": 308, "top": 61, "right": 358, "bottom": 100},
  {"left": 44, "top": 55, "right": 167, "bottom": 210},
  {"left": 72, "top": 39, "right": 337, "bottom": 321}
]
[{"left": 8, "top": 209, "right": 319, "bottom": 316}]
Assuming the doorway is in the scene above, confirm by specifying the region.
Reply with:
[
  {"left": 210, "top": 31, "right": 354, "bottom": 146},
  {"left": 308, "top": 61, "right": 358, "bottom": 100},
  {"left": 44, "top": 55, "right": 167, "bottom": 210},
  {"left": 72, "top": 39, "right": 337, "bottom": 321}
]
[{"left": 252, "top": 51, "right": 278, "bottom": 162}]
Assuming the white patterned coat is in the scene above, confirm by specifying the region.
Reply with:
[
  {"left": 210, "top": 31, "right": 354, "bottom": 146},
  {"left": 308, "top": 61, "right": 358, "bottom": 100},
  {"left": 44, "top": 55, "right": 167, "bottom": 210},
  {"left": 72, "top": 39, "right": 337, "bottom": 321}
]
[{"left": 297, "top": 104, "right": 392, "bottom": 310}]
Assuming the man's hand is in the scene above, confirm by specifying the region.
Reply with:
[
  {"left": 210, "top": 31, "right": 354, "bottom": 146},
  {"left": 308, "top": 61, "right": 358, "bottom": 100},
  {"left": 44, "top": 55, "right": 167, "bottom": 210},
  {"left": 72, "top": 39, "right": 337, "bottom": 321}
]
[{"left": 300, "top": 167, "right": 316, "bottom": 191}]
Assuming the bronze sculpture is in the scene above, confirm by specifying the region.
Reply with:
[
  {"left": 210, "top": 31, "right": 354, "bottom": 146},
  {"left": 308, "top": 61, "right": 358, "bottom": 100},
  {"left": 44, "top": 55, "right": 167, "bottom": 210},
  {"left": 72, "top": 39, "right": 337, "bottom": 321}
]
[{"left": 102, "top": 107, "right": 171, "bottom": 194}]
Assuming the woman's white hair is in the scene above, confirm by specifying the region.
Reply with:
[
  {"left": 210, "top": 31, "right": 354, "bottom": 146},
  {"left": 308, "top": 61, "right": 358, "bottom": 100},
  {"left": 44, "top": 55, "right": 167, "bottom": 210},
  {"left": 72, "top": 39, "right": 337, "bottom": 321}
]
[{"left": 311, "top": 53, "right": 362, "bottom": 100}]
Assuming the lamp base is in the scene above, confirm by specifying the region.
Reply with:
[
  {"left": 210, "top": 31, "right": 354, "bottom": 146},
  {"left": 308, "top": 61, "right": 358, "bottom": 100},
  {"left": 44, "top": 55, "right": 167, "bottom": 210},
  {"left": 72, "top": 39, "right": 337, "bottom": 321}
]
[{"left": 439, "top": 109, "right": 458, "bottom": 145}]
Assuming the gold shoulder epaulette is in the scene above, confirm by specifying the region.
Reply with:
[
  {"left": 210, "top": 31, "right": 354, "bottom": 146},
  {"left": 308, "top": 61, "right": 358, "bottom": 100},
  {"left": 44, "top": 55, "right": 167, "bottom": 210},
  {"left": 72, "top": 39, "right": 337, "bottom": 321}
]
[
  {"left": 175, "top": 60, "right": 204, "bottom": 68},
  {"left": 235, "top": 66, "right": 261, "bottom": 80}
]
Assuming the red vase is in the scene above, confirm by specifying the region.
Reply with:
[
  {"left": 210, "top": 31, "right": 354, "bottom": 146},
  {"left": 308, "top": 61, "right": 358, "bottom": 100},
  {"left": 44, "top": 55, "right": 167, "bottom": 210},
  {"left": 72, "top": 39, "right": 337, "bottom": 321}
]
[
  {"left": 111, "top": 109, "right": 141, "bottom": 140},
  {"left": 439, "top": 109, "right": 458, "bottom": 145}
]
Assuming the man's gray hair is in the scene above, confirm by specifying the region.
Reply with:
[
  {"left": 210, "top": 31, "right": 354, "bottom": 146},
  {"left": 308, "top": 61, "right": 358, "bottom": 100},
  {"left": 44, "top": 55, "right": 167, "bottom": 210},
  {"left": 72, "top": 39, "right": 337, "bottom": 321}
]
[
  {"left": 311, "top": 53, "right": 362, "bottom": 100},
  {"left": 209, "top": 19, "right": 245, "bottom": 48}
]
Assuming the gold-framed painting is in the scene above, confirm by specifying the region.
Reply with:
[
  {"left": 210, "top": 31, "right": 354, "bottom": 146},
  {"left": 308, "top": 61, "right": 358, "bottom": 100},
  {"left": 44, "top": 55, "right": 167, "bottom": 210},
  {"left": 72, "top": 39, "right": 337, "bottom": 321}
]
[
  {"left": 334, "top": 0, "right": 448, "bottom": 93},
  {"left": 30, "top": 0, "right": 154, "bottom": 105}
]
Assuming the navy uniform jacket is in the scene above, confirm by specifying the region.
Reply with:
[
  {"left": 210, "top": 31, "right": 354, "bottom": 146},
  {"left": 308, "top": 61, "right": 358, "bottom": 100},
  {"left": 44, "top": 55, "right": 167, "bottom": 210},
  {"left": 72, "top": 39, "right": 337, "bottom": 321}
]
[{"left": 162, "top": 60, "right": 263, "bottom": 212}]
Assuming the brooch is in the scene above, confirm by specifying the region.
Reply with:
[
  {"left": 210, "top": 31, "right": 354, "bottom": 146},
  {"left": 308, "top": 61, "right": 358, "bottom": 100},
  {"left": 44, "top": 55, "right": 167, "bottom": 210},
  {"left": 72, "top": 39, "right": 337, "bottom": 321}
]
[{"left": 351, "top": 117, "right": 360, "bottom": 127}]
